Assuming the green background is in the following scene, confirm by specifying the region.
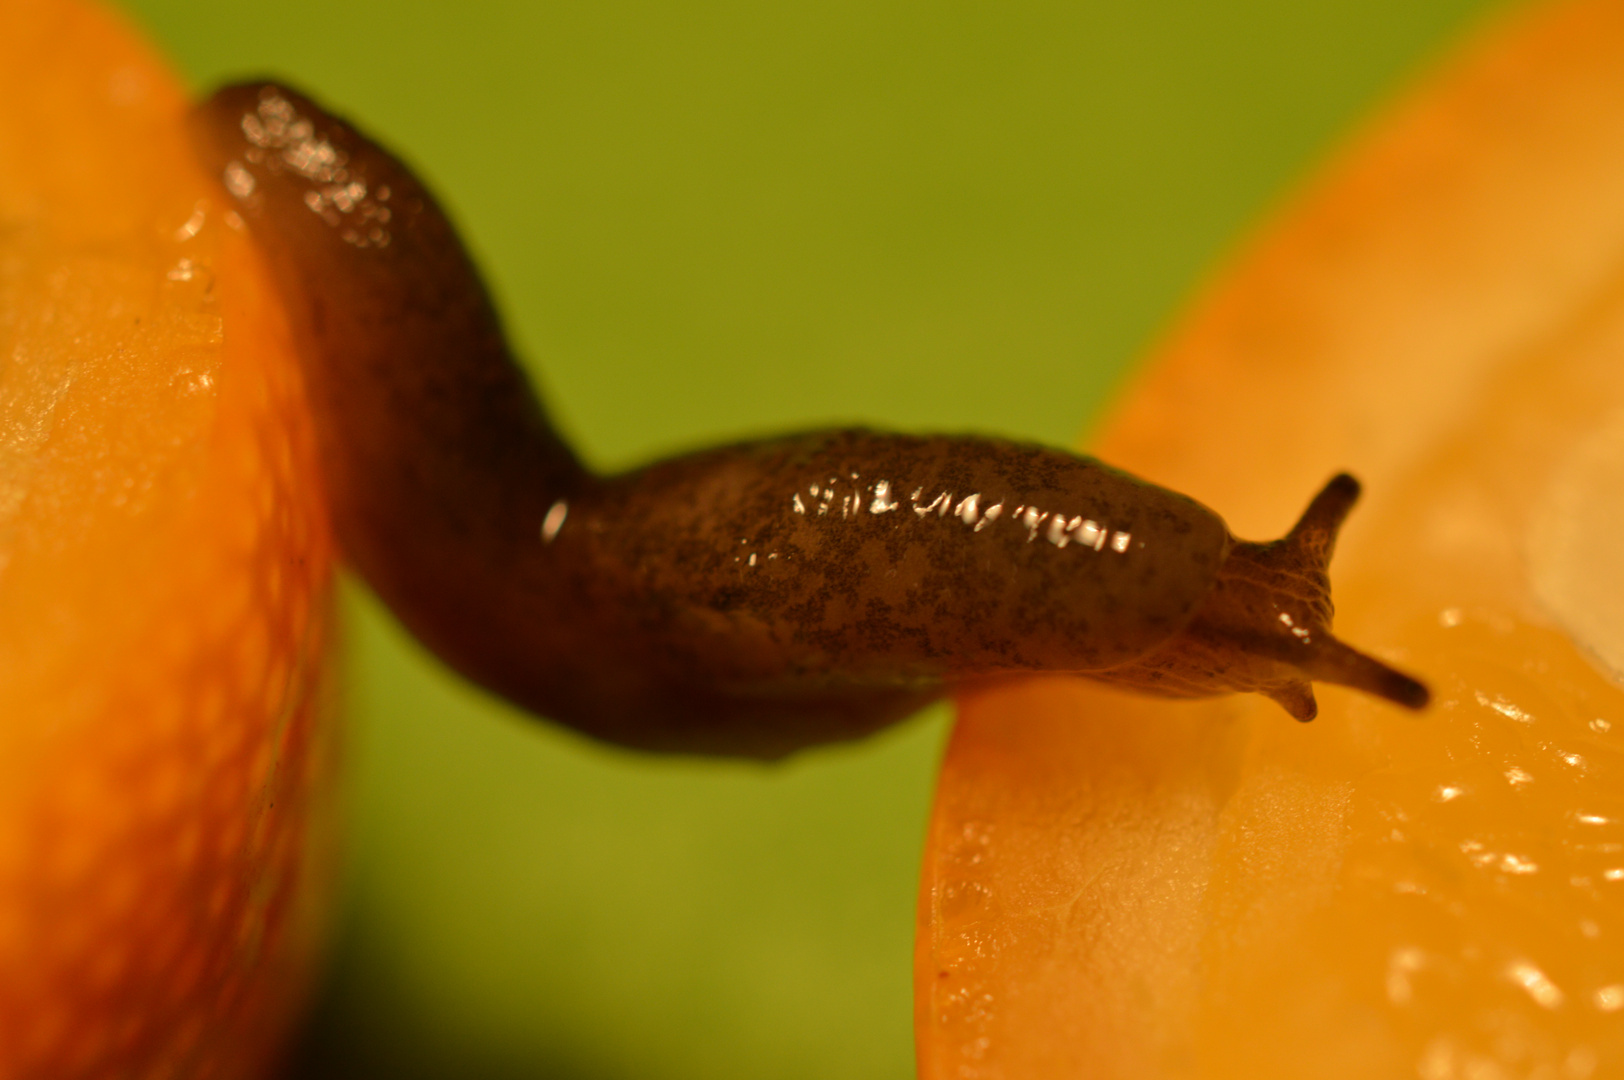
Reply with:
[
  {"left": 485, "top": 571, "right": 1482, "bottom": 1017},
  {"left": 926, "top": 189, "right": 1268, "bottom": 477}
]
[{"left": 119, "top": 1, "right": 1500, "bottom": 1076}]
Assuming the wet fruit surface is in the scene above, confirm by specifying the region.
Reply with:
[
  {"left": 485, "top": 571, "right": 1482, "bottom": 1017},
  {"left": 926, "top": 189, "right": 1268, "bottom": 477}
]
[
  {"left": 0, "top": 0, "right": 337, "bottom": 1075},
  {"left": 917, "top": 1, "right": 1624, "bottom": 1077}
]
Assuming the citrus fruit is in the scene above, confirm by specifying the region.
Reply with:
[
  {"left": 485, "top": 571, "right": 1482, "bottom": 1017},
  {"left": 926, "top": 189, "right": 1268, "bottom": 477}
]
[
  {"left": 0, "top": 0, "right": 337, "bottom": 1075},
  {"left": 917, "top": 0, "right": 1624, "bottom": 1076}
]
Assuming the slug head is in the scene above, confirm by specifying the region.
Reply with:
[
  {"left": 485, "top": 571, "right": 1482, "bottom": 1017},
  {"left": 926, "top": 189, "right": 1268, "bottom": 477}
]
[{"left": 1095, "top": 474, "right": 1430, "bottom": 720}]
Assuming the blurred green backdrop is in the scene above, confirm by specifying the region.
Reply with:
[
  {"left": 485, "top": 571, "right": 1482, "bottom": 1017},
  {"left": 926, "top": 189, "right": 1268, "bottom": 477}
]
[{"left": 119, "top": 1, "right": 1501, "bottom": 1076}]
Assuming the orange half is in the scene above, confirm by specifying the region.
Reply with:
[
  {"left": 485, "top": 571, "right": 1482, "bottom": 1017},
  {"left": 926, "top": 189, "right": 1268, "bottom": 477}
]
[
  {"left": 918, "top": 1, "right": 1624, "bottom": 1077},
  {"left": 0, "top": 0, "right": 337, "bottom": 1075}
]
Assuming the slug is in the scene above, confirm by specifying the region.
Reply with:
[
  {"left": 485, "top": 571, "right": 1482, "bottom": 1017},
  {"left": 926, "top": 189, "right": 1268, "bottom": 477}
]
[{"left": 187, "top": 83, "right": 1429, "bottom": 760}]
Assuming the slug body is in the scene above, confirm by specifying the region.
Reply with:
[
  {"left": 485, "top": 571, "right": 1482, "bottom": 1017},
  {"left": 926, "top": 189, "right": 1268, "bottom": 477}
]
[{"left": 189, "top": 84, "right": 1427, "bottom": 759}]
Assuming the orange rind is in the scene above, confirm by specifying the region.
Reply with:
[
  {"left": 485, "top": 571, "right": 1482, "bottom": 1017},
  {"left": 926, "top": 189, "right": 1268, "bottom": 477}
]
[{"left": 0, "top": 0, "right": 337, "bottom": 1075}]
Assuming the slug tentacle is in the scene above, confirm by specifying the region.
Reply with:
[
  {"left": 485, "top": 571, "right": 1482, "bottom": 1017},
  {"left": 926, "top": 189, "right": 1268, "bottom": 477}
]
[
  {"left": 188, "top": 81, "right": 1427, "bottom": 758},
  {"left": 1093, "top": 474, "right": 1429, "bottom": 720},
  {"left": 1301, "top": 634, "right": 1431, "bottom": 713},
  {"left": 1267, "top": 680, "right": 1319, "bottom": 723},
  {"left": 1288, "top": 471, "right": 1362, "bottom": 555}
]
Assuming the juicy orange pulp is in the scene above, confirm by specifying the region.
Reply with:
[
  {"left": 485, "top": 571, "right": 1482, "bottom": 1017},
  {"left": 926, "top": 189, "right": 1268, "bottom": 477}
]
[
  {"left": 0, "top": 0, "right": 337, "bottom": 1075},
  {"left": 917, "top": 1, "right": 1624, "bottom": 1077}
]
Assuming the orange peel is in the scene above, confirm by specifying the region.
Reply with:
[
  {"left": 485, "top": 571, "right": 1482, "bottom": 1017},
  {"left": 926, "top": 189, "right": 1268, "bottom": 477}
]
[{"left": 0, "top": 0, "right": 337, "bottom": 1074}]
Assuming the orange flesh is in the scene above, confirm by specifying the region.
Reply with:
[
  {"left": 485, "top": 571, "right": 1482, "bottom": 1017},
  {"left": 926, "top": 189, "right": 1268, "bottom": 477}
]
[
  {"left": 918, "top": 1, "right": 1624, "bottom": 1077},
  {"left": 0, "top": 0, "right": 336, "bottom": 1075}
]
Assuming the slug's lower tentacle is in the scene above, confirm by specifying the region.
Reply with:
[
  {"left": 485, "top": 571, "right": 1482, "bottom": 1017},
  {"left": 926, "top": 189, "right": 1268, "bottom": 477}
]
[{"left": 187, "top": 82, "right": 1427, "bottom": 759}]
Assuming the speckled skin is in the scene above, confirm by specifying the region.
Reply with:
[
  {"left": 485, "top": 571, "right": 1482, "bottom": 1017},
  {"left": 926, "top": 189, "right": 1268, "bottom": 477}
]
[
  {"left": 188, "top": 83, "right": 1425, "bottom": 758},
  {"left": 578, "top": 430, "right": 1229, "bottom": 683}
]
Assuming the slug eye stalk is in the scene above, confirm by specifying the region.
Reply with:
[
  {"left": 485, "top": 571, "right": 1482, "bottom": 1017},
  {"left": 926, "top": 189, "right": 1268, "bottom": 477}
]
[
  {"left": 1278, "top": 475, "right": 1430, "bottom": 717},
  {"left": 1268, "top": 474, "right": 1431, "bottom": 718},
  {"left": 1093, "top": 473, "right": 1429, "bottom": 723}
]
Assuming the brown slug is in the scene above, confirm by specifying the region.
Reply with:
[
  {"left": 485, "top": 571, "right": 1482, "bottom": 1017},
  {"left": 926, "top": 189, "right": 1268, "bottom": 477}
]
[{"left": 187, "top": 83, "right": 1429, "bottom": 759}]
